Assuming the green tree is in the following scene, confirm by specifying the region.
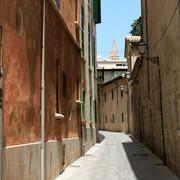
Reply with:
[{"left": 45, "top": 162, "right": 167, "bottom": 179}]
[{"left": 130, "top": 16, "right": 142, "bottom": 36}]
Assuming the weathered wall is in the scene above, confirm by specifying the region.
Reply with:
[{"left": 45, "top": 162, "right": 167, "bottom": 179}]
[
  {"left": 0, "top": 0, "right": 41, "bottom": 146},
  {"left": 0, "top": 0, "right": 82, "bottom": 179},
  {"left": 52, "top": 0, "right": 80, "bottom": 43},
  {"left": 129, "top": 0, "right": 180, "bottom": 177},
  {"left": 98, "top": 77, "right": 128, "bottom": 133},
  {"left": 45, "top": 0, "right": 81, "bottom": 141}
]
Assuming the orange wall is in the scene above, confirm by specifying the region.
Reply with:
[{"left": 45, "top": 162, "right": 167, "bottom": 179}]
[
  {"left": 0, "top": 0, "right": 41, "bottom": 146},
  {"left": 0, "top": 0, "right": 81, "bottom": 146},
  {"left": 45, "top": 1, "right": 81, "bottom": 141}
]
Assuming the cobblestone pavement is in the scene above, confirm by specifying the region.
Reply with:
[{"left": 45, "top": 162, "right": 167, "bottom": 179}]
[{"left": 55, "top": 131, "right": 179, "bottom": 180}]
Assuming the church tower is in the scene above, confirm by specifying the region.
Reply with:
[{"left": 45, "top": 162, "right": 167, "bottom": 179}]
[{"left": 110, "top": 36, "right": 119, "bottom": 60}]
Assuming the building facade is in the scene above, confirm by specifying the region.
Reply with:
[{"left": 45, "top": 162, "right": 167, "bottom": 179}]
[
  {"left": 80, "top": 0, "right": 101, "bottom": 153},
  {"left": 125, "top": 0, "right": 180, "bottom": 178},
  {"left": 97, "top": 37, "right": 128, "bottom": 83},
  {"left": 98, "top": 76, "right": 128, "bottom": 133},
  {"left": 0, "top": 0, "right": 100, "bottom": 179}
]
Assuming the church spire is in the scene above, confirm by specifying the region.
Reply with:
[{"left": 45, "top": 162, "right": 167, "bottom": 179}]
[{"left": 110, "top": 36, "right": 119, "bottom": 60}]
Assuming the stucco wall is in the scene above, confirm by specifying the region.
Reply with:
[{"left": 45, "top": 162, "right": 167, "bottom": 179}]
[
  {"left": 0, "top": 0, "right": 82, "bottom": 179},
  {"left": 45, "top": 0, "right": 81, "bottom": 140},
  {"left": 0, "top": 0, "right": 41, "bottom": 146},
  {"left": 98, "top": 77, "right": 128, "bottom": 133}
]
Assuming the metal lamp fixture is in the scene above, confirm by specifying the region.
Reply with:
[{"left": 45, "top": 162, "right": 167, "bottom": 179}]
[
  {"left": 138, "top": 38, "right": 159, "bottom": 64},
  {"left": 126, "top": 71, "right": 130, "bottom": 79},
  {"left": 138, "top": 39, "right": 146, "bottom": 55}
]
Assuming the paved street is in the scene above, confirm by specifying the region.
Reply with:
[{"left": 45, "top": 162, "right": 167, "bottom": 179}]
[{"left": 55, "top": 131, "right": 179, "bottom": 180}]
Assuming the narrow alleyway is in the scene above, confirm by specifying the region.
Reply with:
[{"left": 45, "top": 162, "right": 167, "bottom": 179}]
[{"left": 55, "top": 131, "right": 179, "bottom": 180}]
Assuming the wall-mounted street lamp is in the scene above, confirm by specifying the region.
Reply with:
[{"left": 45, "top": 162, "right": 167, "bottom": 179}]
[
  {"left": 138, "top": 39, "right": 159, "bottom": 65},
  {"left": 125, "top": 71, "right": 130, "bottom": 79}
]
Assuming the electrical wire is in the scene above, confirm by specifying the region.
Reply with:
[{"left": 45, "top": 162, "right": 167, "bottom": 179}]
[{"left": 149, "top": 0, "right": 180, "bottom": 50}]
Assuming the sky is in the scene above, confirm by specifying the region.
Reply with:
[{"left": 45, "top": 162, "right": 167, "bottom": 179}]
[{"left": 96, "top": 0, "right": 141, "bottom": 60}]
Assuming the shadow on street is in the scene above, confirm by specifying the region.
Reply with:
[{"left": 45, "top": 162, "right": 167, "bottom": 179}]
[{"left": 98, "top": 133, "right": 105, "bottom": 144}]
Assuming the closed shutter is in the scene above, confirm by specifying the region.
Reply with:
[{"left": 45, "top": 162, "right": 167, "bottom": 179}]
[{"left": 93, "top": 0, "right": 101, "bottom": 24}]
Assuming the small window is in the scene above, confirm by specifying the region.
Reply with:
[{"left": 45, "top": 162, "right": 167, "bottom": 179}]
[
  {"left": 122, "top": 113, "right": 124, "bottom": 122},
  {"left": 121, "top": 90, "right": 123, "bottom": 97},
  {"left": 63, "top": 72, "right": 66, "bottom": 98},
  {"left": 105, "top": 115, "right": 107, "bottom": 123},
  {"left": 82, "top": 88, "right": 86, "bottom": 120},
  {"left": 77, "top": 80, "right": 80, "bottom": 100},
  {"left": 112, "top": 114, "right": 115, "bottom": 123},
  {"left": 90, "top": 95, "right": 92, "bottom": 122},
  {"left": 112, "top": 90, "right": 114, "bottom": 100}
]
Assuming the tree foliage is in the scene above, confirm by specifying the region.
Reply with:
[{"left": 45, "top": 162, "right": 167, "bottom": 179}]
[{"left": 130, "top": 16, "right": 142, "bottom": 36}]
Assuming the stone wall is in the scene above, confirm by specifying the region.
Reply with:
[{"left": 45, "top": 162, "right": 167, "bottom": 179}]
[{"left": 129, "top": 0, "right": 180, "bottom": 177}]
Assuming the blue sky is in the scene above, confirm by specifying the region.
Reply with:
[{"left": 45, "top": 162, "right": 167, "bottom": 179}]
[{"left": 96, "top": 0, "right": 141, "bottom": 60}]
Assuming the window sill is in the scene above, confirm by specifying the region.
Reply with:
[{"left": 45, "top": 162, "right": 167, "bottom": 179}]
[
  {"left": 55, "top": 113, "right": 64, "bottom": 122},
  {"left": 76, "top": 100, "right": 83, "bottom": 106}
]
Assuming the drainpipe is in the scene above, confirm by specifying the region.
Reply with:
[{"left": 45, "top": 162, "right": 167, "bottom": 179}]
[
  {"left": 158, "top": 64, "right": 166, "bottom": 165},
  {"left": 41, "top": 0, "right": 45, "bottom": 179},
  {"left": 0, "top": 24, "right": 3, "bottom": 180},
  {"left": 145, "top": 0, "right": 150, "bottom": 99}
]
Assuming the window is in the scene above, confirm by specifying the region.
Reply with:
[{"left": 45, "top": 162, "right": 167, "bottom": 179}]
[
  {"left": 112, "top": 90, "right": 114, "bottom": 100},
  {"left": 63, "top": 72, "right": 66, "bottom": 98},
  {"left": 55, "top": 0, "right": 60, "bottom": 11},
  {"left": 56, "top": 59, "right": 60, "bottom": 113},
  {"left": 88, "top": 22, "right": 91, "bottom": 66},
  {"left": 122, "top": 113, "right": 124, "bottom": 122},
  {"left": 82, "top": 88, "right": 86, "bottom": 120},
  {"left": 90, "top": 95, "right": 92, "bottom": 122},
  {"left": 116, "top": 64, "right": 122, "bottom": 66},
  {"left": 121, "top": 90, "right": 123, "bottom": 97},
  {"left": 81, "top": 4, "right": 84, "bottom": 56},
  {"left": 112, "top": 114, "right": 115, "bottom": 123},
  {"left": 105, "top": 115, "right": 107, "bottom": 123},
  {"left": 95, "top": 99, "right": 97, "bottom": 123},
  {"left": 93, "top": 36, "right": 96, "bottom": 75},
  {"left": 77, "top": 80, "right": 80, "bottom": 100},
  {"left": 104, "top": 93, "right": 106, "bottom": 102}
]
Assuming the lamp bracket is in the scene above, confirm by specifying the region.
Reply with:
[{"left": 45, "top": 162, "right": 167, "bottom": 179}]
[{"left": 145, "top": 56, "right": 159, "bottom": 64}]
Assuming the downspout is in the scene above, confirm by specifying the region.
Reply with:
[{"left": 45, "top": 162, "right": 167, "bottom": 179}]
[
  {"left": 0, "top": 24, "right": 3, "bottom": 180},
  {"left": 41, "top": 0, "right": 45, "bottom": 180},
  {"left": 145, "top": 0, "right": 150, "bottom": 99},
  {"left": 158, "top": 64, "right": 166, "bottom": 165}
]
